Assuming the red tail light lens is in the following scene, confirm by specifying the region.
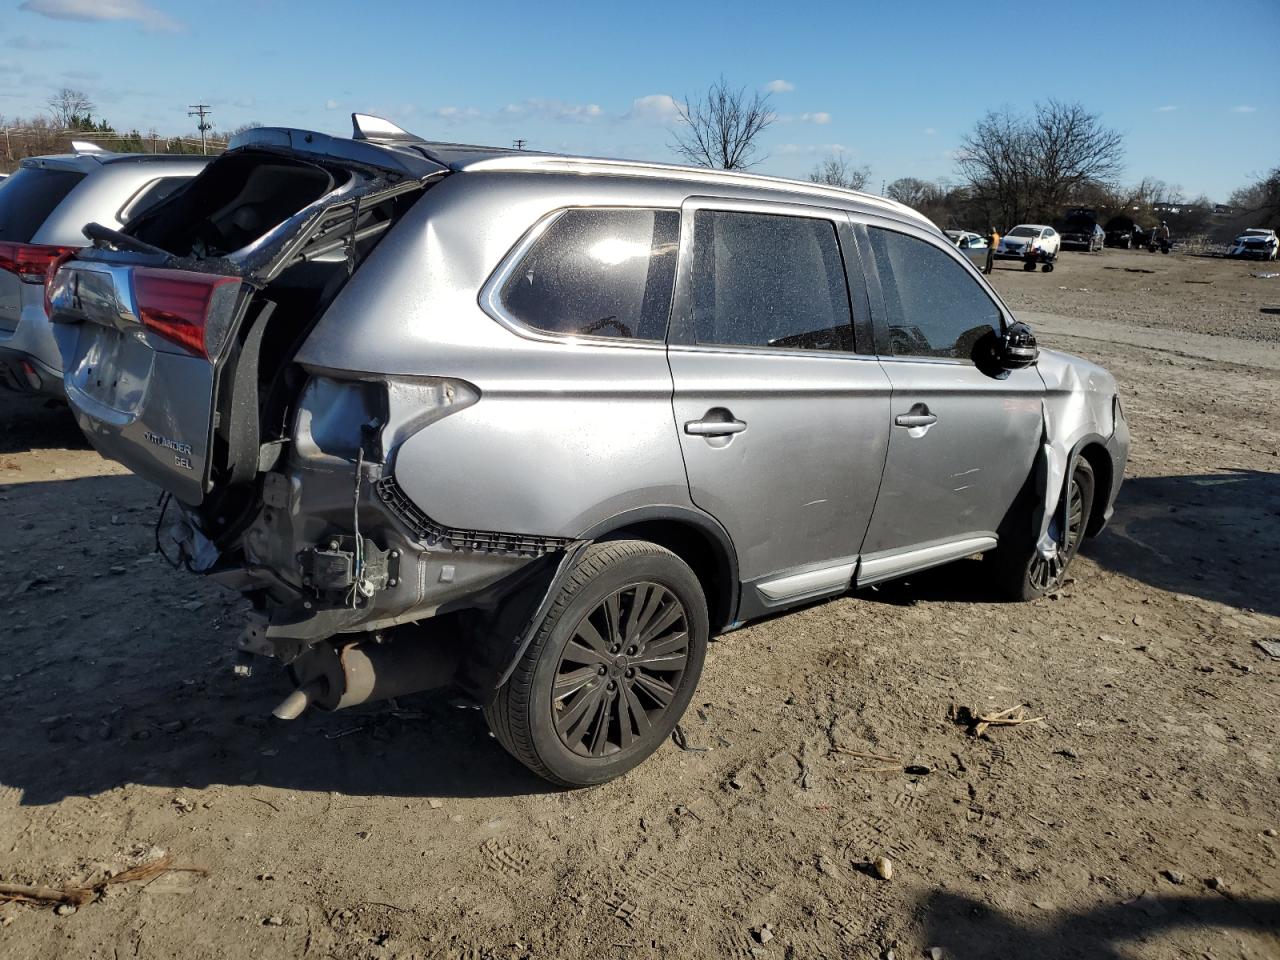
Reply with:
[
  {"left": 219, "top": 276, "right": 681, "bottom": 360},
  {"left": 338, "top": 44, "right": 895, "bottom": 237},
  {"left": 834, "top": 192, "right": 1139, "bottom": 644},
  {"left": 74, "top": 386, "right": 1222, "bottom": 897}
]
[
  {"left": 0, "top": 241, "right": 80, "bottom": 283},
  {"left": 133, "top": 269, "right": 240, "bottom": 360}
]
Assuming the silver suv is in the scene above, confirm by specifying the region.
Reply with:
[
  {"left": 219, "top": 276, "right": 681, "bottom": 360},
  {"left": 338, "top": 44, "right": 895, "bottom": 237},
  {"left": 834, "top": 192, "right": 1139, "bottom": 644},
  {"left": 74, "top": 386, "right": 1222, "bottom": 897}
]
[
  {"left": 0, "top": 145, "right": 208, "bottom": 395},
  {"left": 47, "top": 116, "right": 1128, "bottom": 786}
]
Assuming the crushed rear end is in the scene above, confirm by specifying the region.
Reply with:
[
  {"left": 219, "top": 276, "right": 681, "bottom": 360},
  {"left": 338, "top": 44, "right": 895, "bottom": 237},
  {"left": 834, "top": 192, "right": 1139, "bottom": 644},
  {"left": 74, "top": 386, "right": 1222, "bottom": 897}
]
[{"left": 47, "top": 118, "right": 555, "bottom": 717}]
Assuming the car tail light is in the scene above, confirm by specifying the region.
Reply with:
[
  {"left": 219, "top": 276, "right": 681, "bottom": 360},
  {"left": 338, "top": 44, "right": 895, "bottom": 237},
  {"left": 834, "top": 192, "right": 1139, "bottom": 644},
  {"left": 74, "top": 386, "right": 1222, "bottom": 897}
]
[
  {"left": 133, "top": 268, "right": 241, "bottom": 360},
  {"left": 0, "top": 241, "right": 80, "bottom": 283}
]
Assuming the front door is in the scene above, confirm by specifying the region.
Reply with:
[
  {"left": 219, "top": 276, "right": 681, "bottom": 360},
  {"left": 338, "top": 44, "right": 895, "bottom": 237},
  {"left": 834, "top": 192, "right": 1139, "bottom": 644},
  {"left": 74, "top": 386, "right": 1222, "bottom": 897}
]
[
  {"left": 667, "top": 199, "right": 891, "bottom": 612},
  {"left": 855, "top": 220, "right": 1044, "bottom": 583}
]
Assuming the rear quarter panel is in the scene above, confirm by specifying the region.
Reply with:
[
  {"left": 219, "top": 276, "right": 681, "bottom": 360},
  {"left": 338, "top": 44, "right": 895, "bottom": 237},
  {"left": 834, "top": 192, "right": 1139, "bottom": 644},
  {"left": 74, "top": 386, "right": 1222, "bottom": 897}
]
[{"left": 294, "top": 172, "right": 697, "bottom": 537}]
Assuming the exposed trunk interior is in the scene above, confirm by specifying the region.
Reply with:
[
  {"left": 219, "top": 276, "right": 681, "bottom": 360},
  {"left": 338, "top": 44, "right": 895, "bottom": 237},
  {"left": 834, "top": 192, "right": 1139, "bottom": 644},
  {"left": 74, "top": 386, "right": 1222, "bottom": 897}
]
[{"left": 56, "top": 145, "right": 440, "bottom": 544}]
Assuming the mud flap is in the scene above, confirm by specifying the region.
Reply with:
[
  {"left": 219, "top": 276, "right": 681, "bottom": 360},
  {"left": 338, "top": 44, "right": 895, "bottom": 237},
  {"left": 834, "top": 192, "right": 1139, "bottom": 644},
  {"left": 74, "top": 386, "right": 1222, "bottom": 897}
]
[{"left": 453, "top": 540, "right": 590, "bottom": 705}]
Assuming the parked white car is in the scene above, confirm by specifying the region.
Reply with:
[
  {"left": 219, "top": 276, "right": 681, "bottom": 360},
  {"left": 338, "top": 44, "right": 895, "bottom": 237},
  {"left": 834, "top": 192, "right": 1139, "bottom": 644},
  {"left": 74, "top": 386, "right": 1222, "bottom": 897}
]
[
  {"left": 1227, "top": 228, "right": 1278, "bottom": 261},
  {"left": 996, "top": 224, "right": 1060, "bottom": 261},
  {"left": 945, "top": 230, "right": 987, "bottom": 250}
]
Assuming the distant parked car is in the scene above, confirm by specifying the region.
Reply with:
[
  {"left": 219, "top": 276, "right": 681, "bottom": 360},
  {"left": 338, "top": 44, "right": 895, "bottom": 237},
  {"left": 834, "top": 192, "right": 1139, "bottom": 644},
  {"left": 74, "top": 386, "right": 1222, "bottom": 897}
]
[
  {"left": 1060, "top": 221, "right": 1105, "bottom": 252},
  {"left": 945, "top": 230, "right": 987, "bottom": 250},
  {"left": 996, "top": 224, "right": 1060, "bottom": 269},
  {"left": 0, "top": 144, "right": 209, "bottom": 396},
  {"left": 1103, "top": 216, "right": 1146, "bottom": 249},
  {"left": 1226, "top": 228, "right": 1279, "bottom": 261}
]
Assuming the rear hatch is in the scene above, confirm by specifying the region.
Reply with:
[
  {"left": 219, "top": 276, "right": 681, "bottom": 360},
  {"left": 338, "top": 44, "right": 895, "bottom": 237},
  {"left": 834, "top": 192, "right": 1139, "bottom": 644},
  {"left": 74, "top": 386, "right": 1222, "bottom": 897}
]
[{"left": 48, "top": 124, "right": 447, "bottom": 505}]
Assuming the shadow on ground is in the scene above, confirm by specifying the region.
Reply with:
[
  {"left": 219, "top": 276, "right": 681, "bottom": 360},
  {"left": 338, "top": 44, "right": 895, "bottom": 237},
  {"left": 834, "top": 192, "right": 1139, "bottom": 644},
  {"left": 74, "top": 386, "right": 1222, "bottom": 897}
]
[
  {"left": 0, "top": 473, "right": 552, "bottom": 806},
  {"left": 858, "top": 471, "right": 1280, "bottom": 617},
  {"left": 920, "top": 889, "right": 1280, "bottom": 960},
  {"left": 0, "top": 390, "right": 88, "bottom": 454}
]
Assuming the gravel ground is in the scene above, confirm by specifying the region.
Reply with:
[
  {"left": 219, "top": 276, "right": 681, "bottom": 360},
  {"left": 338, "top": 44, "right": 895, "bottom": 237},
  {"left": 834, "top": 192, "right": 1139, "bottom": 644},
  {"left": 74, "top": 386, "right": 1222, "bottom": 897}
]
[{"left": 0, "top": 248, "right": 1277, "bottom": 959}]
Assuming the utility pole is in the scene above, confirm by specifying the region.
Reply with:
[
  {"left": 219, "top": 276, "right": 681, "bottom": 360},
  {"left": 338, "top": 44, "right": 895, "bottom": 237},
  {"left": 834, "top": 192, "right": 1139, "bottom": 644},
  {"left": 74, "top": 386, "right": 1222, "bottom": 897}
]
[
  {"left": 187, "top": 104, "right": 212, "bottom": 155},
  {"left": 512, "top": 138, "right": 527, "bottom": 151}
]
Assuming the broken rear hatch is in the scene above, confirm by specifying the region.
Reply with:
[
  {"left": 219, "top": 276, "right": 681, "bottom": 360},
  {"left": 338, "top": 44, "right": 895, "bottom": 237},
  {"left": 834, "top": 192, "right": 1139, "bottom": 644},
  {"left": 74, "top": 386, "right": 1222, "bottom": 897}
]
[{"left": 47, "top": 124, "right": 447, "bottom": 505}]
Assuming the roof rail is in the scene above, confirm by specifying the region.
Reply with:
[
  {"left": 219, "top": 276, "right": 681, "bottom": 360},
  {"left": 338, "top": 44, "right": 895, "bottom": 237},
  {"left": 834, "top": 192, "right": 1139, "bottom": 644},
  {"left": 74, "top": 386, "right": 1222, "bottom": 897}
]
[
  {"left": 70, "top": 140, "right": 110, "bottom": 156},
  {"left": 351, "top": 114, "right": 419, "bottom": 143}
]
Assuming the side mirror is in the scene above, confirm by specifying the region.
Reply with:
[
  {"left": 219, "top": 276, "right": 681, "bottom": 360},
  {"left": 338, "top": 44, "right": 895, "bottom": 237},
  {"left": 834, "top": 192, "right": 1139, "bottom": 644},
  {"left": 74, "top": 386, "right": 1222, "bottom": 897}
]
[{"left": 997, "top": 321, "right": 1039, "bottom": 369}]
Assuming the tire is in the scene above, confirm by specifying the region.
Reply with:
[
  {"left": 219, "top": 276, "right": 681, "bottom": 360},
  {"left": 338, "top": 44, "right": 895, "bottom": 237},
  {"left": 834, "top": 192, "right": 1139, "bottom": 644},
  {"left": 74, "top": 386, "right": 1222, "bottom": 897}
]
[
  {"left": 484, "top": 539, "right": 709, "bottom": 787},
  {"left": 1042, "top": 262, "right": 1054, "bottom": 273},
  {"left": 990, "top": 457, "right": 1095, "bottom": 601},
  {"left": 1023, "top": 260, "right": 1036, "bottom": 272}
]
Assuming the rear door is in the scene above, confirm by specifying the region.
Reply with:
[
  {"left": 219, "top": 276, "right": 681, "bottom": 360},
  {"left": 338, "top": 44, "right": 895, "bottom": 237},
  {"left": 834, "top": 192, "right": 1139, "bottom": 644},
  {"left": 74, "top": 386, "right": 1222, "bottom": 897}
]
[
  {"left": 667, "top": 197, "right": 891, "bottom": 612},
  {"left": 855, "top": 219, "right": 1043, "bottom": 583},
  {"left": 49, "top": 147, "right": 444, "bottom": 504}
]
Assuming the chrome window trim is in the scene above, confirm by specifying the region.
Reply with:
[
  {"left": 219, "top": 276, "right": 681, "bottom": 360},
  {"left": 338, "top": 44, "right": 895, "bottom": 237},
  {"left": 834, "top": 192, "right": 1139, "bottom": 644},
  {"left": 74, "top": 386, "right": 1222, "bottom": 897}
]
[{"left": 478, "top": 204, "right": 679, "bottom": 351}]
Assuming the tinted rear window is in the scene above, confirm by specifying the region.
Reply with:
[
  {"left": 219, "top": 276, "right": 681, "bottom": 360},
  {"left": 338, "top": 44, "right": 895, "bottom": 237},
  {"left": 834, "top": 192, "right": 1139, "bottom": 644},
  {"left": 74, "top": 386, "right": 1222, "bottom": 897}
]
[
  {"left": 690, "top": 210, "right": 853, "bottom": 352},
  {"left": 0, "top": 167, "right": 85, "bottom": 242},
  {"left": 501, "top": 208, "right": 679, "bottom": 340}
]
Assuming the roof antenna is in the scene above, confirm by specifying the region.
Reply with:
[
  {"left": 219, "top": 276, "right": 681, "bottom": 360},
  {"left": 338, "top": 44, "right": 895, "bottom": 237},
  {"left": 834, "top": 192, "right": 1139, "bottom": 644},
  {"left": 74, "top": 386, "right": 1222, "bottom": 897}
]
[{"left": 351, "top": 114, "right": 418, "bottom": 143}]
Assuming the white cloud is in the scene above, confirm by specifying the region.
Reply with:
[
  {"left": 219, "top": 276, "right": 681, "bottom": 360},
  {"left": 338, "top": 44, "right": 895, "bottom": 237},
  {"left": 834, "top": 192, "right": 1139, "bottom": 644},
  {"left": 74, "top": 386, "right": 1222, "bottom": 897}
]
[
  {"left": 502, "top": 98, "right": 604, "bottom": 123},
  {"left": 777, "top": 143, "right": 851, "bottom": 156},
  {"left": 19, "top": 0, "right": 182, "bottom": 31},
  {"left": 765, "top": 79, "right": 795, "bottom": 93},
  {"left": 1230, "top": 105, "right": 1257, "bottom": 113},
  {"left": 923, "top": 127, "right": 937, "bottom": 135},
  {"left": 628, "top": 94, "right": 681, "bottom": 124},
  {"left": 10, "top": 34, "right": 68, "bottom": 49},
  {"left": 1155, "top": 105, "right": 1179, "bottom": 112},
  {"left": 799, "top": 111, "right": 831, "bottom": 125},
  {"left": 325, "top": 99, "right": 340, "bottom": 111},
  {"left": 430, "top": 105, "right": 483, "bottom": 124}
]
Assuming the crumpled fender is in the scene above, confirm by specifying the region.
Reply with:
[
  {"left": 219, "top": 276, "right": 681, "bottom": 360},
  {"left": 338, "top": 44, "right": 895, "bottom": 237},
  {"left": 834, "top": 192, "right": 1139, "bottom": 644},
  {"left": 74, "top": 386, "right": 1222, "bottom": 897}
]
[{"left": 1032, "top": 349, "right": 1118, "bottom": 560}]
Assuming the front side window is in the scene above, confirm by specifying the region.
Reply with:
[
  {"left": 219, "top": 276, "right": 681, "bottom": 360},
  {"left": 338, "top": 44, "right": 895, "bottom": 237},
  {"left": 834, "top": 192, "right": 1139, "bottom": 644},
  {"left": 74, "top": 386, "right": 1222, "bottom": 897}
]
[
  {"left": 865, "top": 226, "right": 1001, "bottom": 360},
  {"left": 501, "top": 208, "right": 679, "bottom": 340},
  {"left": 689, "top": 209, "right": 853, "bottom": 352}
]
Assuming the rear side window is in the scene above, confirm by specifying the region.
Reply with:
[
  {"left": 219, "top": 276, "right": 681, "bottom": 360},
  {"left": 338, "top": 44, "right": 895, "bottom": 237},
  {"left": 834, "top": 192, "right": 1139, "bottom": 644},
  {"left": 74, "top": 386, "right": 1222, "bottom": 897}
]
[
  {"left": 865, "top": 226, "right": 1001, "bottom": 360},
  {"left": 0, "top": 167, "right": 85, "bottom": 242},
  {"left": 689, "top": 210, "right": 853, "bottom": 352},
  {"left": 501, "top": 208, "right": 679, "bottom": 340}
]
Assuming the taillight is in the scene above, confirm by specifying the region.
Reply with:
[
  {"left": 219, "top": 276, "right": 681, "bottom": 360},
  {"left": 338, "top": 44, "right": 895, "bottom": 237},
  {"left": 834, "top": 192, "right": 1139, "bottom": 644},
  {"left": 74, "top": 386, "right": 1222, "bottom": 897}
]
[
  {"left": 133, "top": 268, "right": 240, "bottom": 360},
  {"left": 0, "top": 241, "right": 80, "bottom": 283}
]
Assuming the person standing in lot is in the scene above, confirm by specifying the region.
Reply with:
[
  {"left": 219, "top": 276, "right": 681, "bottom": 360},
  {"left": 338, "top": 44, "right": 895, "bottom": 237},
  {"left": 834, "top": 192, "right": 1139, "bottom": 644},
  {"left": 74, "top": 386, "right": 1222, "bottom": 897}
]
[{"left": 985, "top": 226, "right": 999, "bottom": 274}]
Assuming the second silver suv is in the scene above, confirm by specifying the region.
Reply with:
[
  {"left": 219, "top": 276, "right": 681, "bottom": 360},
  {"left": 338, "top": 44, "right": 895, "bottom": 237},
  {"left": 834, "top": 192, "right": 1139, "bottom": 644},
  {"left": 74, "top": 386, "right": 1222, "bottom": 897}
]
[
  {"left": 48, "top": 116, "right": 1128, "bottom": 785},
  {"left": 0, "top": 145, "right": 208, "bottom": 395}
]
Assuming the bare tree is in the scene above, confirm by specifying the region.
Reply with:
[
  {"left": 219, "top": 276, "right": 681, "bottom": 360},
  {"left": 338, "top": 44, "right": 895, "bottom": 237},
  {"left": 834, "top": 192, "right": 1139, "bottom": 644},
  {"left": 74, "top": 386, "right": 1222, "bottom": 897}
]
[
  {"left": 1229, "top": 166, "right": 1280, "bottom": 227},
  {"left": 47, "top": 88, "right": 95, "bottom": 130},
  {"left": 670, "top": 78, "right": 775, "bottom": 170},
  {"left": 956, "top": 100, "right": 1124, "bottom": 226},
  {"left": 809, "top": 154, "right": 870, "bottom": 191}
]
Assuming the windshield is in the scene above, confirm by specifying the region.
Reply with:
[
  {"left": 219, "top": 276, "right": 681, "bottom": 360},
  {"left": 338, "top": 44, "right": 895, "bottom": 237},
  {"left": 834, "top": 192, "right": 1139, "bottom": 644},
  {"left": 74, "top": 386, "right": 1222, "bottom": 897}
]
[
  {"left": 1008, "top": 227, "right": 1039, "bottom": 238},
  {"left": 0, "top": 167, "right": 85, "bottom": 242}
]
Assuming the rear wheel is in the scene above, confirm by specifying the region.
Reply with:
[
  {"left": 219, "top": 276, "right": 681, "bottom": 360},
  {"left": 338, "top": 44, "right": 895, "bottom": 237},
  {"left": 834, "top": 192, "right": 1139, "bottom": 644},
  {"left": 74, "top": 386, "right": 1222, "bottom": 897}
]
[
  {"left": 990, "top": 458, "right": 1095, "bottom": 601},
  {"left": 484, "top": 540, "right": 709, "bottom": 787}
]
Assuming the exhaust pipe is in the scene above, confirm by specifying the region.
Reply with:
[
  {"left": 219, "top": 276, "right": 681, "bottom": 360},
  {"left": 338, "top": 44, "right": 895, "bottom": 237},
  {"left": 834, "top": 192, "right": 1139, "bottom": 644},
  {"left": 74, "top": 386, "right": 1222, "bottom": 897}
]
[{"left": 270, "top": 631, "right": 460, "bottom": 720}]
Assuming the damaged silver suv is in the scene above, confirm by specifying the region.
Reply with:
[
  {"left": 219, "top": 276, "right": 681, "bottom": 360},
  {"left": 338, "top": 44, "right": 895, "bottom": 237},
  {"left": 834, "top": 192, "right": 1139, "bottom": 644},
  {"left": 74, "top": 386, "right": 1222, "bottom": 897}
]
[{"left": 48, "top": 116, "right": 1128, "bottom": 786}]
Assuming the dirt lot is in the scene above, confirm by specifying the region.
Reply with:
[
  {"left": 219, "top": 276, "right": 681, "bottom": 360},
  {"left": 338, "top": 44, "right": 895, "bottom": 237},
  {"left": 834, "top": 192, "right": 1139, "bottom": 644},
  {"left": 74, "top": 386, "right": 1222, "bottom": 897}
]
[{"left": 1, "top": 249, "right": 1277, "bottom": 960}]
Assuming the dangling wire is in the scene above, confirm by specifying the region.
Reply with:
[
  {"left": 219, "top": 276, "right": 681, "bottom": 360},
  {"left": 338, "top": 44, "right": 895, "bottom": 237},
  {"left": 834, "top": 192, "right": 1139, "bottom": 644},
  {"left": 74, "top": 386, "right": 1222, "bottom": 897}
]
[{"left": 350, "top": 446, "right": 365, "bottom": 609}]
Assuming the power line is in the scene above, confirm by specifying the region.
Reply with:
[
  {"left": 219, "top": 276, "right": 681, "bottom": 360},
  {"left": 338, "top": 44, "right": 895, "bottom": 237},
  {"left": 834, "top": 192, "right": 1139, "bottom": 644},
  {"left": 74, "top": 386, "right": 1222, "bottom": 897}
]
[{"left": 187, "top": 103, "right": 212, "bottom": 155}]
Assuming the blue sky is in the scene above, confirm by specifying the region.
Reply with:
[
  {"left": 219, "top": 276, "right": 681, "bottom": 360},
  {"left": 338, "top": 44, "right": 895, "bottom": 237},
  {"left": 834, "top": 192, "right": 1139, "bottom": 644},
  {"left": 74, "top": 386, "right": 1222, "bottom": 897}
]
[{"left": 0, "top": 0, "right": 1275, "bottom": 200}]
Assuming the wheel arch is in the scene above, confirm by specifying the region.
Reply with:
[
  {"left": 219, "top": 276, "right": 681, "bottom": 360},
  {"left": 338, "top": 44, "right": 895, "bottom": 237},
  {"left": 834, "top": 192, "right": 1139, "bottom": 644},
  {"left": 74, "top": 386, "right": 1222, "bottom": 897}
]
[
  {"left": 579, "top": 506, "right": 740, "bottom": 633},
  {"left": 1075, "top": 439, "right": 1113, "bottom": 537}
]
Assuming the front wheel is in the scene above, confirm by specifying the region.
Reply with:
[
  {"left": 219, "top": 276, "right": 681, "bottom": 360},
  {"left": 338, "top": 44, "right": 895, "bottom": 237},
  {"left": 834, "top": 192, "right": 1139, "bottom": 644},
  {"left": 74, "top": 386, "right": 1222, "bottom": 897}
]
[
  {"left": 484, "top": 540, "right": 709, "bottom": 787},
  {"left": 990, "top": 458, "right": 1095, "bottom": 601}
]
